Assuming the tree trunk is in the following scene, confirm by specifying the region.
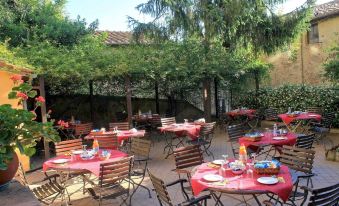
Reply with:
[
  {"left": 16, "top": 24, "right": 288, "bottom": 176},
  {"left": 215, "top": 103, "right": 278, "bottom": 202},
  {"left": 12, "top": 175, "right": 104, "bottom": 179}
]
[
  {"left": 39, "top": 76, "right": 49, "bottom": 159},
  {"left": 89, "top": 80, "right": 94, "bottom": 122},
  {"left": 155, "top": 81, "right": 159, "bottom": 114},
  {"left": 203, "top": 78, "right": 212, "bottom": 122},
  {"left": 254, "top": 70, "right": 260, "bottom": 107},
  {"left": 214, "top": 78, "right": 219, "bottom": 118},
  {"left": 125, "top": 75, "right": 133, "bottom": 126}
]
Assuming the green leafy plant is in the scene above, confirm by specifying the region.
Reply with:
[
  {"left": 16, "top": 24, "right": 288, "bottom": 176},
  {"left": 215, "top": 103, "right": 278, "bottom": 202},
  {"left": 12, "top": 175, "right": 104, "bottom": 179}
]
[
  {"left": 0, "top": 75, "right": 60, "bottom": 170},
  {"left": 234, "top": 85, "right": 339, "bottom": 127}
]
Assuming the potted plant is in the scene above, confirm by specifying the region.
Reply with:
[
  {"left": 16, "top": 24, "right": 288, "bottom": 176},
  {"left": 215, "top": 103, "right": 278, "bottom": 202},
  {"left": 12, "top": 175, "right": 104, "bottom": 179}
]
[{"left": 0, "top": 75, "right": 60, "bottom": 189}]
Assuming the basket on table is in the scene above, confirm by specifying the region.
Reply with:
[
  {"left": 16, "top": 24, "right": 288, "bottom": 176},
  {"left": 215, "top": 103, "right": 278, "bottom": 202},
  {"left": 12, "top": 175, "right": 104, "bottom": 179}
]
[{"left": 254, "top": 167, "right": 280, "bottom": 175}]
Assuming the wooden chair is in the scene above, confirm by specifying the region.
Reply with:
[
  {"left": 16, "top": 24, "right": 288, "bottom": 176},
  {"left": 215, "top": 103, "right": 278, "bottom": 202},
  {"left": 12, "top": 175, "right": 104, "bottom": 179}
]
[
  {"left": 296, "top": 133, "right": 316, "bottom": 150},
  {"left": 148, "top": 169, "right": 211, "bottom": 206},
  {"left": 227, "top": 123, "right": 245, "bottom": 158},
  {"left": 280, "top": 145, "right": 316, "bottom": 204},
  {"left": 187, "top": 122, "right": 216, "bottom": 158},
  {"left": 310, "top": 111, "right": 335, "bottom": 146},
  {"left": 161, "top": 117, "right": 179, "bottom": 158},
  {"left": 306, "top": 107, "right": 322, "bottom": 115},
  {"left": 129, "top": 138, "right": 152, "bottom": 204},
  {"left": 109, "top": 122, "right": 130, "bottom": 131},
  {"left": 74, "top": 122, "right": 93, "bottom": 138},
  {"left": 55, "top": 138, "right": 83, "bottom": 156},
  {"left": 301, "top": 183, "right": 339, "bottom": 206},
  {"left": 94, "top": 133, "right": 119, "bottom": 150},
  {"left": 16, "top": 163, "right": 66, "bottom": 205},
  {"left": 264, "top": 108, "right": 279, "bottom": 121},
  {"left": 87, "top": 156, "right": 133, "bottom": 206},
  {"left": 173, "top": 145, "right": 204, "bottom": 181}
]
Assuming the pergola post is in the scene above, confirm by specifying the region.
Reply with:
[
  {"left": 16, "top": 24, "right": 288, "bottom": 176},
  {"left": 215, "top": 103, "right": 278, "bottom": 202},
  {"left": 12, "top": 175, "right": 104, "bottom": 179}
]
[
  {"left": 155, "top": 81, "right": 159, "bottom": 114},
  {"left": 203, "top": 78, "right": 212, "bottom": 122},
  {"left": 125, "top": 75, "right": 133, "bottom": 126},
  {"left": 89, "top": 80, "right": 94, "bottom": 122},
  {"left": 38, "top": 76, "right": 50, "bottom": 159}
]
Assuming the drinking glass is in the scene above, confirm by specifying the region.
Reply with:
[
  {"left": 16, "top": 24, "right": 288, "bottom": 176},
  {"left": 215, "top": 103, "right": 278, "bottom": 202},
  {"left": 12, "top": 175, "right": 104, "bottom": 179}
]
[{"left": 184, "top": 119, "right": 188, "bottom": 125}]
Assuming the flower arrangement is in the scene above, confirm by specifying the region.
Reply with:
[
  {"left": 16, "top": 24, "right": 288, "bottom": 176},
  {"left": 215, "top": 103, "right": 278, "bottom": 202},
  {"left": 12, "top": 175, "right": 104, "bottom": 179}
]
[{"left": 0, "top": 75, "right": 60, "bottom": 170}]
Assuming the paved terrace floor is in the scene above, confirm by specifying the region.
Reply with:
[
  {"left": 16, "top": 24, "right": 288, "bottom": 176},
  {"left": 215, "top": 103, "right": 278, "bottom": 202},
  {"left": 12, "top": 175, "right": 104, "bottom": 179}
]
[{"left": 1, "top": 125, "right": 339, "bottom": 206}]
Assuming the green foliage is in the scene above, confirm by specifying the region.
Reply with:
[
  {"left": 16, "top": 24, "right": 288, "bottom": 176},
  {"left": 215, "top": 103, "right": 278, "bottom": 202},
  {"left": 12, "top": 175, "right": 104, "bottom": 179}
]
[
  {"left": 0, "top": 43, "right": 33, "bottom": 70},
  {"left": 234, "top": 85, "right": 339, "bottom": 127},
  {"left": 0, "top": 80, "right": 60, "bottom": 170},
  {"left": 323, "top": 43, "right": 339, "bottom": 85},
  {"left": 0, "top": 0, "right": 98, "bottom": 47}
]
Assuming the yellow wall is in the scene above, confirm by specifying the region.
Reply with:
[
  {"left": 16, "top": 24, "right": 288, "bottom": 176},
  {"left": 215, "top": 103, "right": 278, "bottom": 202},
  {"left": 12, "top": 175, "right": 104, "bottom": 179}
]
[
  {"left": 265, "top": 15, "right": 339, "bottom": 86},
  {"left": 0, "top": 70, "right": 30, "bottom": 171}
]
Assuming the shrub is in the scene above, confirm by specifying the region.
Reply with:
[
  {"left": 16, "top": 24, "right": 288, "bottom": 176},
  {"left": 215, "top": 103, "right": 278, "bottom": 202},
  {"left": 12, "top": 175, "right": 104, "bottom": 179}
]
[{"left": 233, "top": 85, "right": 339, "bottom": 127}]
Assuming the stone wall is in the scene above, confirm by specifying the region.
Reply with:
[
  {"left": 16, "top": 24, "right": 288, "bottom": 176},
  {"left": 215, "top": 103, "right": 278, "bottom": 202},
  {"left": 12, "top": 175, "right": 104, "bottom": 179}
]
[{"left": 265, "top": 15, "right": 339, "bottom": 86}]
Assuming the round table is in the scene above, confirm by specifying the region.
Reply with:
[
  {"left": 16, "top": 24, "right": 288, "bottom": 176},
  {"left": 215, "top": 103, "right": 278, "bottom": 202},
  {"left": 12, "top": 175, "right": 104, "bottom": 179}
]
[{"left": 278, "top": 112, "right": 322, "bottom": 132}]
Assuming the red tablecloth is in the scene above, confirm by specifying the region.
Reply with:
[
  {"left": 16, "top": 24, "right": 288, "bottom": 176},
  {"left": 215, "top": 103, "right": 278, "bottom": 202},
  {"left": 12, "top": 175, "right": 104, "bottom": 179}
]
[
  {"left": 43, "top": 150, "right": 127, "bottom": 176},
  {"left": 191, "top": 163, "right": 293, "bottom": 202},
  {"left": 227, "top": 109, "right": 256, "bottom": 119},
  {"left": 239, "top": 132, "right": 297, "bottom": 148},
  {"left": 159, "top": 123, "right": 201, "bottom": 140},
  {"left": 278, "top": 113, "right": 321, "bottom": 125},
  {"left": 84, "top": 130, "right": 146, "bottom": 144}
]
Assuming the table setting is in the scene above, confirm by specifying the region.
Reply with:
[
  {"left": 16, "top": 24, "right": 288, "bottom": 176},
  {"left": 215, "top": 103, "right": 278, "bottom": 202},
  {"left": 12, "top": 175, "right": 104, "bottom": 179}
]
[{"left": 278, "top": 109, "right": 322, "bottom": 132}]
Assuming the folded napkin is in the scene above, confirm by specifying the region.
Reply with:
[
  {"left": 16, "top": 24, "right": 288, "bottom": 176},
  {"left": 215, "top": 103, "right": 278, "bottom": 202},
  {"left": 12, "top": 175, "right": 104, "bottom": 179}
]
[
  {"left": 278, "top": 177, "right": 285, "bottom": 183},
  {"left": 130, "top": 128, "right": 138, "bottom": 133},
  {"left": 212, "top": 179, "right": 229, "bottom": 186},
  {"left": 207, "top": 163, "right": 220, "bottom": 169}
]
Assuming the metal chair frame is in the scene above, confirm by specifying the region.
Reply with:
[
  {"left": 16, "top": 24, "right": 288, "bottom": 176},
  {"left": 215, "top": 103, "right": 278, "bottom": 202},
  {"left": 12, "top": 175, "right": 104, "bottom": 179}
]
[
  {"left": 300, "top": 183, "right": 339, "bottom": 206},
  {"left": 148, "top": 169, "right": 211, "bottom": 206}
]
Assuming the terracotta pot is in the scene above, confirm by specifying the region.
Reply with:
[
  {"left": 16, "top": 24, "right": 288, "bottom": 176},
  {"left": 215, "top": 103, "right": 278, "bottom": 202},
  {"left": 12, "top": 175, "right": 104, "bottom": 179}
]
[{"left": 0, "top": 152, "right": 19, "bottom": 185}]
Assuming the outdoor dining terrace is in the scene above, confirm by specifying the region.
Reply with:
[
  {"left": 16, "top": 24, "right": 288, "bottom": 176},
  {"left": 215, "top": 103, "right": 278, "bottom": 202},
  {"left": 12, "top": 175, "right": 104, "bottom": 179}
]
[{"left": 1, "top": 109, "right": 339, "bottom": 206}]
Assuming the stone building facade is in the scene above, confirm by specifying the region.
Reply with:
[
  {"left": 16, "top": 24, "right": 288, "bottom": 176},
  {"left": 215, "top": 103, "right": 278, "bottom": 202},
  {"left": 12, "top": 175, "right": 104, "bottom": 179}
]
[{"left": 266, "top": 0, "right": 339, "bottom": 86}]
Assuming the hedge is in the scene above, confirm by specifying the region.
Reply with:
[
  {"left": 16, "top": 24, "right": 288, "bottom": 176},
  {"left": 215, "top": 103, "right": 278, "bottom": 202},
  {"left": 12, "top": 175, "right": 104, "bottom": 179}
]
[{"left": 233, "top": 85, "right": 339, "bottom": 127}]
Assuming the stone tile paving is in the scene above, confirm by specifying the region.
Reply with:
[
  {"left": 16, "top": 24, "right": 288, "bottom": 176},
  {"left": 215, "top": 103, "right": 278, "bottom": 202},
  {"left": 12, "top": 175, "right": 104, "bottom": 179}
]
[{"left": 1, "top": 126, "right": 338, "bottom": 206}]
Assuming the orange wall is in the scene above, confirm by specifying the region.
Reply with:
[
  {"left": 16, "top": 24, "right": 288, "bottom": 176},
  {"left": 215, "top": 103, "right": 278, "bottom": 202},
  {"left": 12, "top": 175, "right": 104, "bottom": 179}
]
[
  {"left": 0, "top": 70, "right": 30, "bottom": 171},
  {"left": 0, "top": 70, "right": 21, "bottom": 108}
]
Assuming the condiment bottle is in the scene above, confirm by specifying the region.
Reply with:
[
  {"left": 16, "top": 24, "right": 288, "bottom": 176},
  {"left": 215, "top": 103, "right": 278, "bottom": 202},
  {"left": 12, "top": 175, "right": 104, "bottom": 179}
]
[
  {"left": 239, "top": 144, "right": 247, "bottom": 164},
  {"left": 93, "top": 139, "right": 99, "bottom": 154}
]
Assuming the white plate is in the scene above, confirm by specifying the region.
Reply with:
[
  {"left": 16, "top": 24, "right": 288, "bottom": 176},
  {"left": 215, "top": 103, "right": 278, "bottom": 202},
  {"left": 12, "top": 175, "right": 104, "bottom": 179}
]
[
  {"left": 72, "top": 150, "right": 83, "bottom": 155},
  {"left": 273, "top": 137, "right": 287, "bottom": 140},
  {"left": 212, "top": 160, "right": 225, "bottom": 165},
  {"left": 257, "top": 177, "right": 278, "bottom": 185},
  {"left": 52, "top": 159, "right": 69, "bottom": 164},
  {"left": 309, "top": 114, "right": 318, "bottom": 117},
  {"left": 203, "top": 174, "right": 223, "bottom": 182}
]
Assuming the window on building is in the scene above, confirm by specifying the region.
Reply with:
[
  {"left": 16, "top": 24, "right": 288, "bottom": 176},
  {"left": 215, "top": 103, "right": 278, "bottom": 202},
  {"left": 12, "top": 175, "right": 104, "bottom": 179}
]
[{"left": 308, "top": 23, "right": 319, "bottom": 43}]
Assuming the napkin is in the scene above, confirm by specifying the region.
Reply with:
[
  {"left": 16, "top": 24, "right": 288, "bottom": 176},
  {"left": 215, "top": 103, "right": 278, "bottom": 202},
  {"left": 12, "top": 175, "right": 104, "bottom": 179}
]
[
  {"left": 207, "top": 163, "right": 220, "bottom": 169},
  {"left": 277, "top": 177, "right": 285, "bottom": 183},
  {"left": 130, "top": 128, "right": 138, "bottom": 133},
  {"left": 212, "top": 179, "right": 229, "bottom": 186}
]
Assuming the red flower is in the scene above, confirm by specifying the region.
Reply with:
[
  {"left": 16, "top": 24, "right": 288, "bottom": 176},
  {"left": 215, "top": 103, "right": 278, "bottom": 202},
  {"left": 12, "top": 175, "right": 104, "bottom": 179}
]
[
  {"left": 16, "top": 92, "right": 28, "bottom": 100},
  {"left": 35, "top": 96, "right": 45, "bottom": 103},
  {"left": 10, "top": 75, "right": 23, "bottom": 84},
  {"left": 57, "top": 120, "right": 69, "bottom": 128}
]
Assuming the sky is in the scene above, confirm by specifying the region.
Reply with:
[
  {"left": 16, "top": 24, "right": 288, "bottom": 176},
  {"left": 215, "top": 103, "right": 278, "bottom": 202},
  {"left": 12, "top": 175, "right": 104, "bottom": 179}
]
[{"left": 65, "top": 0, "right": 333, "bottom": 31}]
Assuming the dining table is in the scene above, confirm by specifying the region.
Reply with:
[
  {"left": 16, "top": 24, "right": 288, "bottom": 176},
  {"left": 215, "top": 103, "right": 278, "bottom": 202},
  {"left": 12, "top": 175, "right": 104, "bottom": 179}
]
[
  {"left": 278, "top": 112, "right": 322, "bottom": 132},
  {"left": 159, "top": 123, "right": 201, "bottom": 140},
  {"left": 239, "top": 132, "right": 297, "bottom": 157},
  {"left": 227, "top": 109, "right": 258, "bottom": 129},
  {"left": 191, "top": 161, "right": 294, "bottom": 206},
  {"left": 43, "top": 149, "right": 128, "bottom": 205},
  {"left": 84, "top": 130, "right": 146, "bottom": 145}
]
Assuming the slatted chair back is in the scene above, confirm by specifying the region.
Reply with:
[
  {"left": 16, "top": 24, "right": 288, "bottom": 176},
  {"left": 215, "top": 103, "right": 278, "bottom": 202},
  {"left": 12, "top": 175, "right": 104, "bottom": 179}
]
[
  {"left": 131, "top": 138, "right": 151, "bottom": 158},
  {"left": 306, "top": 183, "right": 339, "bottom": 206},
  {"left": 322, "top": 112, "right": 336, "bottom": 129},
  {"left": 16, "top": 162, "right": 29, "bottom": 186},
  {"left": 296, "top": 134, "right": 316, "bottom": 150},
  {"left": 280, "top": 145, "right": 315, "bottom": 174},
  {"left": 95, "top": 133, "right": 119, "bottom": 149},
  {"left": 161, "top": 117, "right": 176, "bottom": 127},
  {"left": 109, "top": 122, "right": 130, "bottom": 131},
  {"left": 264, "top": 108, "right": 278, "bottom": 121},
  {"left": 173, "top": 145, "right": 204, "bottom": 170},
  {"left": 74, "top": 122, "right": 93, "bottom": 136},
  {"left": 150, "top": 114, "right": 161, "bottom": 127},
  {"left": 147, "top": 169, "right": 173, "bottom": 206},
  {"left": 55, "top": 139, "right": 83, "bottom": 156},
  {"left": 99, "top": 156, "right": 133, "bottom": 188},
  {"left": 307, "top": 107, "right": 322, "bottom": 115},
  {"left": 200, "top": 122, "right": 216, "bottom": 137},
  {"left": 227, "top": 124, "right": 245, "bottom": 157}
]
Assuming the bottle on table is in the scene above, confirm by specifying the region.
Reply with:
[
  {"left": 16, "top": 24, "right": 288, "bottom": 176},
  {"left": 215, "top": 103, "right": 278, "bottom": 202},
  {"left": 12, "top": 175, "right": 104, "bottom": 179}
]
[
  {"left": 273, "top": 123, "right": 278, "bottom": 137},
  {"left": 93, "top": 139, "right": 99, "bottom": 154},
  {"left": 239, "top": 144, "right": 247, "bottom": 164}
]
